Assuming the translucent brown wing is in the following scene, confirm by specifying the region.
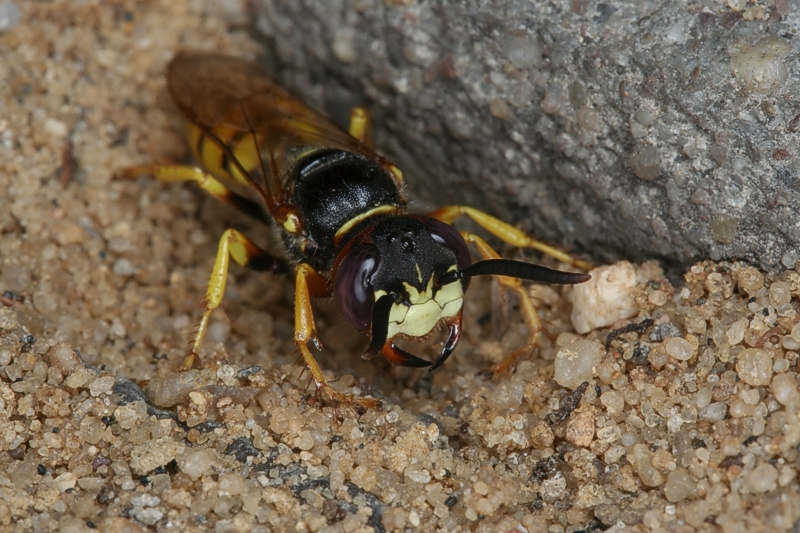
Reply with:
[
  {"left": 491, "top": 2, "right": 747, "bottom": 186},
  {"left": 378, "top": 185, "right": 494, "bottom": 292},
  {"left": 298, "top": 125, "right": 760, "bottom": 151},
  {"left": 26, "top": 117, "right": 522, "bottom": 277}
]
[{"left": 167, "top": 50, "right": 384, "bottom": 198}]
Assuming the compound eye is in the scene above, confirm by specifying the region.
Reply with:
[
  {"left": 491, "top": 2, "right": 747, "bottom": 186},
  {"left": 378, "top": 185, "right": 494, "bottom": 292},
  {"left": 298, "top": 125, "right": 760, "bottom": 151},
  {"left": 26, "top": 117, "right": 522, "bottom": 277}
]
[
  {"left": 427, "top": 218, "right": 472, "bottom": 272},
  {"left": 333, "top": 244, "right": 380, "bottom": 331}
]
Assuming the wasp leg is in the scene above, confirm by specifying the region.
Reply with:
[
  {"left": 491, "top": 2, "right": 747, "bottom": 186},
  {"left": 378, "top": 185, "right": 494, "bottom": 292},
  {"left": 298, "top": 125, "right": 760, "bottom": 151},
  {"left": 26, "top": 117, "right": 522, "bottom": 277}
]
[
  {"left": 431, "top": 206, "right": 592, "bottom": 271},
  {"left": 294, "top": 263, "right": 380, "bottom": 412},
  {"left": 460, "top": 232, "right": 548, "bottom": 378},
  {"left": 348, "top": 107, "right": 371, "bottom": 146},
  {"left": 183, "top": 229, "right": 283, "bottom": 370},
  {"left": 347, "top": 107, "right": 405, "bottom": 187},
  {"left": 122, "top": 165, "right": 269, "bottom": 223}
]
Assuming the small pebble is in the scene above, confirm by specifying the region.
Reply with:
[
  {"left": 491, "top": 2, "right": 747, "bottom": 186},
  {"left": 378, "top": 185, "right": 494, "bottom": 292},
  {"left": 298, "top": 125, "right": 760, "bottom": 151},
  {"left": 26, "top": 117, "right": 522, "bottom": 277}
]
[
  {"left": 54, "top": 472, "right": 77, "bottom": 491},
  {"left": 88, "top": 375, "right": 115, "bottom": 397},
  {"left": 726, "top": 318, "right": 748, "bottom": 346},
  {"left": 665, "top": 337, "right": 694, "bottom": 361},
  {"left": 769, "top": 281, "right": 791, "bottom": 306},
  {"left": 0, "top": 1, "right": 20, "bottom": 33},
  {"left": 44, "top": 117, "right": 68, "bottom": 138},
  {"left": 744, "top": 463, "right": 778, "bottom": 493},
  {"left": 571, "top": 262, "right": 639, "bottom": 334},
  {"left": 148, "top": 370, "right": 203, "bottom": 407},
  {"left": 487, "top": 378, "right": 524, "bottom": 411},
  {"left": 48, "top": 343, "right": 82, "bottom": 374},
  {"left": 736, "top": 348, "right": 773, "bottom": 387},
  {"left": 565, "top": 411, "right": 594, "bottom": 447},
  {"left": 177, "top": 449, "right": 218, "bottom": 481},
  {"left": 554, "top": 340, "right": 604, "bottom": 389},
  {"left": 630, "top": 444, "right": 664, "bottom": 487},
  {"left": 699, "top": 402, "right": 728, "bottom": 422},
  {"left": 663, "top": 469, "right": 695, "bottom": 502},
  {"left": 112, "top": 258, "right": 138, "bottom": 277},
  {"left": 736, "top": 266, "right": 764, "bottom": 295},
  {"left": 771, "top": 374, "right": 800, "bottom": 408},
  {"left": 648, "top": 290, "right": 667, "bottom": 306},
  {"left": 218, "top": 473, "right": 246, "bottom": 496},
  {"left": 600, "top": 391, "right": 625, "bottom": 414},
  {"left": 791, "top": 322, "right": 800, "bottom": 343}
]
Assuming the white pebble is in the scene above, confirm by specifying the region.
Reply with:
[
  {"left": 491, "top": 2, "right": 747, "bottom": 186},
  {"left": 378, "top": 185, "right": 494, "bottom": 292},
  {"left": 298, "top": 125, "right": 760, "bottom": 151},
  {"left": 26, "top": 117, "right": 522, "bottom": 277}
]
[
  {"left": 726, "top": 318, "right": 748, "bottom": 346},
  {"left": 488, "top": 378, "right": 524, "bottom": 411},
  {"left": 699, "top": 402, "right": 727, "bottom": 422},
  {"left": 648, "top": 290, "right": 667, "bottom": 306},
  {"left": 571, "top": 261, "right": 639, "bottom": 334},
  {"left": 600, "top": 391, "right": 625, "bottom": 414},
  {"left": 44, "top": 117, "right": 68, "bottom": 138},
  {"left": 112, "top": 258, "right": 138, "bottom": 277},
  {"left": 736, "top": 348, "right": 773, "bottom": 387},
  {"left": 54, "top": 472, "right": 77, "bottom": 491},
  {"left": 769, "top": 281, "right": 791, "bottom": 306},
  {"left": 332, "top": 28, "right": 356, "bottom": 64},
  {"left": 0, "top": 1, "right": 21, "bottom": 32},
  {"left": 131, "top": 494, "right": 160, "bottom": 508},
  {"left": 663, "top": 468, "right": 694, "bottom": 502},
  {"left": 665, "top": 337, "right": 694, "bottom": 361},
  {"left": 772, "top": 373, "right": 800, "bottom": 409},
  {"left": 178, "top": 449, "right": 218, "bottom": 481},
  {"left": 554, "top": 339, "right": 604, "bottom": 389},
  {"left": 88, "top": 375, "right": 115, "bottom": 397},
  {"left": 406, "top": 468, "right": 431, "bottom": 484},
  {"left": 630, "top": 443, "right": 664, "bottom": 487},
  {"left": 791, "top": 322, "right": 800, "bottom": 343},
  {"left": 745, "top": 463, "right": 778, "bottom": 493},
  {"left": 293, "top": 431, "right": 315, "bottom": 451},
  {"left": 782, "top": 335, "right": 800, "bottom": 351},
  {"left": 218, "top": 473, "right": 246, "bottom": 496}
]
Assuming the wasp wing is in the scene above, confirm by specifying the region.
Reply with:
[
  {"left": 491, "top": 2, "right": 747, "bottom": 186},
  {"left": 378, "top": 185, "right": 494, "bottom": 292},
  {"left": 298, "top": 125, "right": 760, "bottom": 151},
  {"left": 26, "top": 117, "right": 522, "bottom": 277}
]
[{"left": 167, "top": 51, "right": 387, "bottom": 209}]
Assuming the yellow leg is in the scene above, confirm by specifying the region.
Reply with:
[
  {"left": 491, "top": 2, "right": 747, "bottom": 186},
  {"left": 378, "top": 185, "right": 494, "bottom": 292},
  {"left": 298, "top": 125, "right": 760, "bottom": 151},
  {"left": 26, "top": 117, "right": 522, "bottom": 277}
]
[
  {"left": 122, "top": 164, "right": 267, "bottom": 222},
  {"left": 432, "top": 205, "right": 592, "bottom": 271},
  {"left": 462, "top": 232, "right": 544, "bottom": 378},
  {"left": 348, "top": 107, "right": 371, "bottom": 146},
  {"left": 348, "top": 106, "right": 404, "bottom": 188},
  {"left": 294, "top": 263, "right": 379, "bottom": 412},
  {"left": 182, "top": 229, "right": 276, "bottom": 370}
]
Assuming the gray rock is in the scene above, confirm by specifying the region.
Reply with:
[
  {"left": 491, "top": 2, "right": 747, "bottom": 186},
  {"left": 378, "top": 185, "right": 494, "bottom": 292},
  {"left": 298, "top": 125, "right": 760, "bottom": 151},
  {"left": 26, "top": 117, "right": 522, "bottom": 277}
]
[{"left": 251, "top": 0, "right": 800, "bottom": 272}]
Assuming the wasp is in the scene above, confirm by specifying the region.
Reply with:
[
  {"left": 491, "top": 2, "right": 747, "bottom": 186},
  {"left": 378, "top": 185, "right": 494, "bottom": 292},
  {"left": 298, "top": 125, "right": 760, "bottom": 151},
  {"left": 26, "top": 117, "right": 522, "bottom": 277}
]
[{"left": 124, "top": 51, "right": 591, "bottom": 409}]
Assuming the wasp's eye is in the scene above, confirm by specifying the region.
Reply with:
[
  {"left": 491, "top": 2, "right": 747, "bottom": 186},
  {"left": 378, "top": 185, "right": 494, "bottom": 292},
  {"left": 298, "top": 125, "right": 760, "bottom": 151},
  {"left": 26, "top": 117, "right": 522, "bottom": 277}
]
[
  {"left": 334, "top": 244, "right": 380, "bottom": 331},
  {"left": 426, "top": 219, "right": 472, "bottom": 273}
]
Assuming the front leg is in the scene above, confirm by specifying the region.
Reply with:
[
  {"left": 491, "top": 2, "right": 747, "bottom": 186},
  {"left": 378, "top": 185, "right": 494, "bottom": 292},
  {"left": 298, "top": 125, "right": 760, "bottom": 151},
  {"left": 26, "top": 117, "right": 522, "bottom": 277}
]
[
  {"left": 461, "top": 232, "right": 546, "bottom": 379},
  {"left": 431, "top": 205, "right": 592, "bottom": 271},
  {"left": 293, "top": 263, "right": 380, "bottom": 412}
]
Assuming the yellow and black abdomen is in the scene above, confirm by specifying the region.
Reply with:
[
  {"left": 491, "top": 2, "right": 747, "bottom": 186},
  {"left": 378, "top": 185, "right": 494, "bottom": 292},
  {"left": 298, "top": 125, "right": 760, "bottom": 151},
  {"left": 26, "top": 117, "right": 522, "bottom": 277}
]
[
  {"left": 290, "top": 149, "right": 403, "bottom": 270},
  {"left": 186, "top": 123, "right": 263, "bottom": 187}
]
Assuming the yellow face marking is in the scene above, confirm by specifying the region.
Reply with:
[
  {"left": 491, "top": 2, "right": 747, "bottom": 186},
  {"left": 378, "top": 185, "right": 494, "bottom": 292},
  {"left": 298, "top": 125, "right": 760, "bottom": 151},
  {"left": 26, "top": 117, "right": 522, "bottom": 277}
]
[
  {"left": 415, "top": 264, "right": 423, "bottom": 284},
  {"left": 376, "top": 267, "right": 463, "bottom": 339}
]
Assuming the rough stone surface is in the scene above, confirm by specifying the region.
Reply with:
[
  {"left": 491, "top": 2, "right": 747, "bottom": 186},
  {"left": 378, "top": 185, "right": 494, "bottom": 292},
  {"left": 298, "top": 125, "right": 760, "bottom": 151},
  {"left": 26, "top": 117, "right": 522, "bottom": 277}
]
[{"left": 252, "top": 0, "right": 800, "bottom": 272}]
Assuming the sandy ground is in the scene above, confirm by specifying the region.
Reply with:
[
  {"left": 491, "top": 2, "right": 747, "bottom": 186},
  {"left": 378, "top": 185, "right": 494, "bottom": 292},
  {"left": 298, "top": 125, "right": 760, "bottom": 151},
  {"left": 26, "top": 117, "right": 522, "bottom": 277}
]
[{"left": 0, "top": 1, "right": 799, "bottom": 532}]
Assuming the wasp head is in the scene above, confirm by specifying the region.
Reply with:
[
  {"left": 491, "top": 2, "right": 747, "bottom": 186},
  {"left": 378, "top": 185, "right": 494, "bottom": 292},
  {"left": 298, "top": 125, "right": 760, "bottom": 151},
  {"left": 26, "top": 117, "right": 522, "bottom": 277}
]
[{"left": 332, "top": 215, "right": 471, "bottom": 369}]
